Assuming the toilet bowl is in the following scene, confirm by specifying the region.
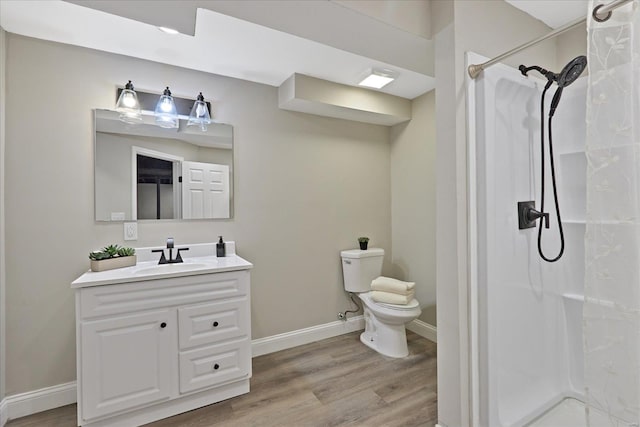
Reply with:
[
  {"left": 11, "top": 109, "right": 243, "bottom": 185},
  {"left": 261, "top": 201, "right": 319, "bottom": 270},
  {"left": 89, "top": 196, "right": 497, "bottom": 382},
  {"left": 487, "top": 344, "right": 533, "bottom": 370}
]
[{"left": 340, "top": 248, "right": 421, "bottom": 358}]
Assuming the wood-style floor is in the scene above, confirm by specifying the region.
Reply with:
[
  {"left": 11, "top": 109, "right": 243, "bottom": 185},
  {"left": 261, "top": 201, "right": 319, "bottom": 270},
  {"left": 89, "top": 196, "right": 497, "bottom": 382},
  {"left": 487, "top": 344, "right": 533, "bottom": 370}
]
[{"left": 7, "top": 330, "right": 437, "bottom": 427}]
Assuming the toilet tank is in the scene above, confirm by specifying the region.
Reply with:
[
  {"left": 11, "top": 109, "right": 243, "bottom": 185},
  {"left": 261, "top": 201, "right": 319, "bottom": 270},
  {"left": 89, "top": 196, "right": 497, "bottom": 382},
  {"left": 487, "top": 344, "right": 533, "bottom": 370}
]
[{"left": 340, "top": 248, "right": 384, "bottom": 292}]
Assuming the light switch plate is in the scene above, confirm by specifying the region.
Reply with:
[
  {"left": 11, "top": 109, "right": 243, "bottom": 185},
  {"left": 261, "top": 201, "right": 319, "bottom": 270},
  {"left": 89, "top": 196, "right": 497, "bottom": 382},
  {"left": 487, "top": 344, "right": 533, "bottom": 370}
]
[{"left": 124, "top": 222, "right": 138, "bottom": 241}]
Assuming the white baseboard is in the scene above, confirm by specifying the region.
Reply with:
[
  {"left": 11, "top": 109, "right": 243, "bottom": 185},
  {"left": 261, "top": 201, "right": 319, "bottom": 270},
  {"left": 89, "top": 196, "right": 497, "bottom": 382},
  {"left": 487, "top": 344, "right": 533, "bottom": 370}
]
[
  {"left": 1, "top": 398, "right": 8, "bottom": 427},
  {"left": 2, "top": 317, "right": 365, "bottom": 421},
  {"left": 251, "top": 315, "right": 365, "bottom": 357},
  {"left": 407, "top": 319, "right": 437, "bottom": 343},
  {"left": 3, "top": 381, "right": 76, "bottom": 422}
]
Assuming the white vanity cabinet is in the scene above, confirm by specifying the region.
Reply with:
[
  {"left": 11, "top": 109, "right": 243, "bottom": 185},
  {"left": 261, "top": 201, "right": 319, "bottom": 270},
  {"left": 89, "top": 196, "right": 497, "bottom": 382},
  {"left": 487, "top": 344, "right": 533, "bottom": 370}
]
[{"left": 72, "top": 255, "right": 252, "bottom": 427}]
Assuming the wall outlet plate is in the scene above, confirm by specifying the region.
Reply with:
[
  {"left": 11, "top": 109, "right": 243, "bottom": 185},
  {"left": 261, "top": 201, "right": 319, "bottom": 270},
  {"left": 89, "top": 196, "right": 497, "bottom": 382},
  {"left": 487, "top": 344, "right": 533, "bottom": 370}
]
[{"left": 124, "top": 222, "right": 138, "bottom": 241}]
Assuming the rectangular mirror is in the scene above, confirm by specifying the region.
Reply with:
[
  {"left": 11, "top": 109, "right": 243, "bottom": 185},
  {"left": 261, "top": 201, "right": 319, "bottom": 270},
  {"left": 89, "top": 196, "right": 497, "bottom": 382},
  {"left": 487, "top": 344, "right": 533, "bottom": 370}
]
[{"left": 94, "top": 109, "right": 234, "bottom": 221}]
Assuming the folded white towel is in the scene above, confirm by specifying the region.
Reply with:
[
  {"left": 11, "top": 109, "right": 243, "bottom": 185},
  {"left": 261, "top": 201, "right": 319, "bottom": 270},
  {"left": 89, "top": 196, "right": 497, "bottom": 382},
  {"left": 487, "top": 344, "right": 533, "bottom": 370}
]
[
  {"left": 371, "top": 290, "right": 415, "bottom": 305},
  {"left": 371, "top": 276, "right": 415, "bottom": 295}
]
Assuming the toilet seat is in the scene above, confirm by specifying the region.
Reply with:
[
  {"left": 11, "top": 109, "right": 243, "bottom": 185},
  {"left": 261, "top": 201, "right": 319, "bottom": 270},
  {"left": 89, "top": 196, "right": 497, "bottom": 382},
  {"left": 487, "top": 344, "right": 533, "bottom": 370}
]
[
  {"left": 375, "top": 298, "right": 420, "bottom": 311},
  {"left": 359, "top": 292, "right": 421, "bottom": 313}
]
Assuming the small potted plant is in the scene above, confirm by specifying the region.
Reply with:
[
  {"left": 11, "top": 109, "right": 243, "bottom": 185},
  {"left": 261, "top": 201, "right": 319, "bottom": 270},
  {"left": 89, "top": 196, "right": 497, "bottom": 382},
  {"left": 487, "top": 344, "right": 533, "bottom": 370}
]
[
  {"left": 89, "top": 244, "right": 136, "bottom": 272},
  {"left": 358, "top": 237, "right": 369, "bottom": 250}
]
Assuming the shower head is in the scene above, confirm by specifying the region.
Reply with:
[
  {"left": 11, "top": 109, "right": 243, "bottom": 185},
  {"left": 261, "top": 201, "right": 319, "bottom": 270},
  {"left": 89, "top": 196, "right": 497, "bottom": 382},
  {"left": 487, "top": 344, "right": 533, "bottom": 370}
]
[
  {"left": 557, "top": 56, "right": 587, "bottom": 88},
  {"left": 520, "top": 56, "right": 588, "bottom": 117},
  {"left": 519, "top": 55, "right": 587, "bottom": 87},
  {"left": 550, "top": 55, "right": 587, "bottom": 117}
]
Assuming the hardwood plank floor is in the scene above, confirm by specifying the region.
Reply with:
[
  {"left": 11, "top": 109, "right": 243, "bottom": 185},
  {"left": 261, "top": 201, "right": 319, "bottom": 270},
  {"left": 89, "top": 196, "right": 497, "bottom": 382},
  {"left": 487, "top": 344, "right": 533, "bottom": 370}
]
[{"left": 7, "top": 331, "right": 437, "bottom": 427}]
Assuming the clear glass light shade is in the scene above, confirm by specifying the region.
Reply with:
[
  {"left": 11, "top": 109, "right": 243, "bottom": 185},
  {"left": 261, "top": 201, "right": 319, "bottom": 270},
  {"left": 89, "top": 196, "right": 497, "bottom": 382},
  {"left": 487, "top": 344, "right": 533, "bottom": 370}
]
[
  {"left": 115, "top": 81, "right": 142, "bottom": 123},
  {"left": 187, "top": 93, "right": 211, "bottom": 131},
  {"left": 154, "top": 87, "right": 178, "bottom": 129}
]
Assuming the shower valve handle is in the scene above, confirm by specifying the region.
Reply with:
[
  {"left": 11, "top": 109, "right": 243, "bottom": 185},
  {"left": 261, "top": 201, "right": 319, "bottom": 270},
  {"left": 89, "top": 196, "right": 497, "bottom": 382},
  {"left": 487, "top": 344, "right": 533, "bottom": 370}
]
[{"left": 527, "top": 208, "right": 549, "bottom": 229}]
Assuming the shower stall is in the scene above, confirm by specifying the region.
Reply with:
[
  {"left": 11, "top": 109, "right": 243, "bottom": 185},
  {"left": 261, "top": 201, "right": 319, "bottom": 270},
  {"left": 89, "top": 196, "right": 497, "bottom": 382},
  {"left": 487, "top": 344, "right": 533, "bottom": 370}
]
[
  {"left": 466, "top": 0, "right": 639, "bottom": 426},
  {"left": 468, "top": 51, "right": 592, "bottom": 426}
]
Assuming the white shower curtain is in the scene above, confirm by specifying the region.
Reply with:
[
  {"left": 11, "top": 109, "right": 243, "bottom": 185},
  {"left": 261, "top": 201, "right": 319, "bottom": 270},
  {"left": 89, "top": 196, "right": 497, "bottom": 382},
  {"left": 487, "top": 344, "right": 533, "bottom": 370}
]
[{"left": 585, "top": 1, "right": 640, "bottom": 426}]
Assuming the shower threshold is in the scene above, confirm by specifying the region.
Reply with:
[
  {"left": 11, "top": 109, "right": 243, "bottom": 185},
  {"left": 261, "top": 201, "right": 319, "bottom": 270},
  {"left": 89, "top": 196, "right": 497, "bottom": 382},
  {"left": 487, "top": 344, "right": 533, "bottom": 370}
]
[{"left": 527, "top": 397, "right": 631, "bottom": 427}]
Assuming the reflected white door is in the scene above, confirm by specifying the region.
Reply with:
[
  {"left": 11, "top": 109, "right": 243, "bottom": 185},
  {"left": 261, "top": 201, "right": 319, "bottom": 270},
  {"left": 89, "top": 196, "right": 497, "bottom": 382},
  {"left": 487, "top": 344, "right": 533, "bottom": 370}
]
[{"left": 181, "top": 161, "right": 230, "bottom": 219}]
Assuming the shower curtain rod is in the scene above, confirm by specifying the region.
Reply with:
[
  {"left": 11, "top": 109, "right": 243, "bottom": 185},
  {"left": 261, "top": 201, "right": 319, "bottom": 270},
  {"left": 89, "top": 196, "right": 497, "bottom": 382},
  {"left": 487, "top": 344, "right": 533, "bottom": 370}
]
[{"left": 467, "top": 0, "right": 633, "bottom": 79}]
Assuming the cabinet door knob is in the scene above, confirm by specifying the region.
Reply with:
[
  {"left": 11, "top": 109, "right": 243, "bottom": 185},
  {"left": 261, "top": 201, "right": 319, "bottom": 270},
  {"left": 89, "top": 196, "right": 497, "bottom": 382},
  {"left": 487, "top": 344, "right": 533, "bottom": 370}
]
[
  {"left": 160, "top": 322, "right": 167, "bottom": 328},
  {"left": 213, "top": 363, "right": 220, "bottom": 370},
  {"left": 213, "top": 321, "right": 219, "bottom": 327}
]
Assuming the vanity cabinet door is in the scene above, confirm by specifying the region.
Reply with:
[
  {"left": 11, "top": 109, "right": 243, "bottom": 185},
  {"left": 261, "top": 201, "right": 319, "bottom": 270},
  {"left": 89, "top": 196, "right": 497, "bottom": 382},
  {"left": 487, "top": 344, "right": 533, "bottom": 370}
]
[{"left": 80, "top": 310, "right": 173, "bottom": 421}]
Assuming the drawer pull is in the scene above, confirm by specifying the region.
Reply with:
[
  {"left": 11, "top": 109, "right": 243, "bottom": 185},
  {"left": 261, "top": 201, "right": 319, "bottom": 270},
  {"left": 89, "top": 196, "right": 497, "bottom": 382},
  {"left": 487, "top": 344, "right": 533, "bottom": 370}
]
[
  {"left": 213, "top": 363, "right": 220, "bottom": 370},
  {"left": 160, "top": 322, "right": 167, "bottom": 328},
  {"left": 212, "top": 321, "right": 219, "bottom": 327}
]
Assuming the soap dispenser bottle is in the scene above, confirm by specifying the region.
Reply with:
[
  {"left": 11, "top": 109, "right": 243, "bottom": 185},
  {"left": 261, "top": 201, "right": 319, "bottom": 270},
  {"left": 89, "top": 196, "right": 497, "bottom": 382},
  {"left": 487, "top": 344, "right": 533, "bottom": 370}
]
[{"left": 216, "top": 236, "right": 226, "bottom": 257}]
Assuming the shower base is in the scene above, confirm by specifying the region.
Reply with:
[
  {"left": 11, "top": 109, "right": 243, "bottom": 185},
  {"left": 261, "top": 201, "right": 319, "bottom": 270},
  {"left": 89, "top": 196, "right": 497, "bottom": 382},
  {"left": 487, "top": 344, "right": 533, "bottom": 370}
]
[{"left": 527, "top": 398, "right": 629, "bottom": 427}]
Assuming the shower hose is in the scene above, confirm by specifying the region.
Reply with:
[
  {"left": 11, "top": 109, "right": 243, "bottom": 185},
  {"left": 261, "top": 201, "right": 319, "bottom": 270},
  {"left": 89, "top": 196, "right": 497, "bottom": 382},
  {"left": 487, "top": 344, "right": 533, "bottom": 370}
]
[{"left": 538, "top": 82, "right": 565, "bottom": 262}]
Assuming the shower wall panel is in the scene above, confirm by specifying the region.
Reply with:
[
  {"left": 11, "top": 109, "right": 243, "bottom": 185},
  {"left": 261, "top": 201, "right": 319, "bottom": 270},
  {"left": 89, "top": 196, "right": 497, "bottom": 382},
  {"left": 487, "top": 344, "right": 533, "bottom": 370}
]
[{"left": 470, "top": 56, "right": 587, "bottom": 427}]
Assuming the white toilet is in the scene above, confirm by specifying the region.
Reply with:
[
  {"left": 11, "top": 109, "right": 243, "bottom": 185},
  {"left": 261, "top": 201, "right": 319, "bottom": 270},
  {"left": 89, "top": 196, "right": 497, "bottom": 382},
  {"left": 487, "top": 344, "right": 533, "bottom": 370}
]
[{"left": 341, "top": 248, "right": 421, "bottom": 358}]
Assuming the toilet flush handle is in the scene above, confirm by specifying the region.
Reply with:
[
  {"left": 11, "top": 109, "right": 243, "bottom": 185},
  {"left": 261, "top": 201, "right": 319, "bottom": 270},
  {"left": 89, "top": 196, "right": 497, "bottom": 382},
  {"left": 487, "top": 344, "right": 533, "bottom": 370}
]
[{"left": 344, "top": 260, "right": 351, "bottom": 265}]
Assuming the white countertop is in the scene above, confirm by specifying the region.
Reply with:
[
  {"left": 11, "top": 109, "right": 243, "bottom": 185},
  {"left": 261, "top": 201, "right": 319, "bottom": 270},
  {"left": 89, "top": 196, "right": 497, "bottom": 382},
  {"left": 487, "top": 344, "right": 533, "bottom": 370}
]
[{"left": 72, "top": 242, "right": 252, "bottom": 288}]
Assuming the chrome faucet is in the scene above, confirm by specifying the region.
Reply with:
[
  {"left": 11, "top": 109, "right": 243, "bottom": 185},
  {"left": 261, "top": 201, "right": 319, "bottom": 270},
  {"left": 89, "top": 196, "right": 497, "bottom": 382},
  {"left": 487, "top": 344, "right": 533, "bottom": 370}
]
[{"left": 152, "top": 238, "right": 189, "bottom": 264}]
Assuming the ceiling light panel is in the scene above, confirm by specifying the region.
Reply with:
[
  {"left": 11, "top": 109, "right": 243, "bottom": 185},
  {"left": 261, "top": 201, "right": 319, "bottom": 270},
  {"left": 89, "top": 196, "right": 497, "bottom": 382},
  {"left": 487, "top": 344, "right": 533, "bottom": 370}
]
[{"left": 358, "top": 69, "right": 397, "bottom": 89}]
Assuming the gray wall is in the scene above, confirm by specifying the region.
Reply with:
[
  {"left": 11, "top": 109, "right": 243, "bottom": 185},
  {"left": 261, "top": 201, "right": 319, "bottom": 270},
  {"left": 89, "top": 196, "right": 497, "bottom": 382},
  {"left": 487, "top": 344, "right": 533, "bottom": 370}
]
[
  {"left": 0, "top": 25, "right": 7, "bottom": 403},
  {"left": 557, "top": 23, "right": 588, "bottom": 70},
  {"left": 4, "top": 34, "right": 392, "bottom": 395},
  {"left": 390, "top": 90, "right": 436, "bottom": 325}
]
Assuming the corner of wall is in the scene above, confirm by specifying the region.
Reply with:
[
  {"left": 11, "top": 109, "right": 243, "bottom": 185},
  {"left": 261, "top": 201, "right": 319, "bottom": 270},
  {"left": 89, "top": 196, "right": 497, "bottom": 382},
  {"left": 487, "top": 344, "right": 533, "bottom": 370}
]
[
  {"left": 389, "top": 89, "right": 437, "bottom": 309},
  {"left": 1, "top": 25, "right": 7, "bottom": 407},
  {"left": 434, "top": 19, "right": 465, "bottom": 427},
  {"left": 555, "top": 22, "right": 588, "bottom": 71}
]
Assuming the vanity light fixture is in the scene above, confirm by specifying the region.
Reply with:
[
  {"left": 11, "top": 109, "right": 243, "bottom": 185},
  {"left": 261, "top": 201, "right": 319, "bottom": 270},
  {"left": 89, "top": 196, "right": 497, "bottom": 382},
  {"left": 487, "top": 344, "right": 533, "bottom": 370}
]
[
  {"left": 115, "top": 84, "right": 212, "bottom": 130},
  {"left": 154, "top": 86, "right": 179, "bottom": 128},
  {"left": 358, "top": 68, "right": 397, "bottom": 89},
  {"left": 115, "top": 80, "right": 142, "bottom": 123},
  {"left": 187, "top": 92, "right": 212, "bottom": 131}
]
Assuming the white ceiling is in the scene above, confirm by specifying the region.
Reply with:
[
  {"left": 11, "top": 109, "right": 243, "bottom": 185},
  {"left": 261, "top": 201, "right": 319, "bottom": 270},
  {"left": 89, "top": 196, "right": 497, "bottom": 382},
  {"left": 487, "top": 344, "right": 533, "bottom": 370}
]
[
  {"left": 1, "top": 0, "right": 592, "bottom": 100},
  {"left": 0, "top": 0, "right": 435, "bottom": 100},
  {"left": 505, "top": 0, "right": 589, "bottom": 29}
]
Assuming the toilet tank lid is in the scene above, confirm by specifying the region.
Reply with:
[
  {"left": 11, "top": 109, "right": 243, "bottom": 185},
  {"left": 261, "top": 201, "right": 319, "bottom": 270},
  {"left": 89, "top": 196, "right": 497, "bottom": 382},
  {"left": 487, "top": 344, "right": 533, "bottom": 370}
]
[{"left": 341, "top": 248, "right": 384, "bottom": 259}]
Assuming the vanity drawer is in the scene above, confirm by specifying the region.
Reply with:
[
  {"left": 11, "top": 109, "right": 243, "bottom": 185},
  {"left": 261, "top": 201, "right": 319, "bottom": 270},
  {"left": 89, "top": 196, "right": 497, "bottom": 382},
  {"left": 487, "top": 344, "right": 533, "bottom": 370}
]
[
  {"left": 179, "top": 339, "right": 250, "bottom": 394},
  {"left": 79, "top": 270, "right": 249, "bottom": 319},
  {"left": 178, "top": 299, "right": 249, "bottom": 350}
]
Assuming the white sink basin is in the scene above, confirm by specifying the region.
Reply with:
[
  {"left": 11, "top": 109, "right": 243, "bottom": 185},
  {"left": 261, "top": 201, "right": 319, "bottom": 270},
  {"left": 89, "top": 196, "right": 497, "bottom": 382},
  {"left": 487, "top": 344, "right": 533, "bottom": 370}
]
[{"left": 134, "top": 263, "right": 209, "bottom": 276}]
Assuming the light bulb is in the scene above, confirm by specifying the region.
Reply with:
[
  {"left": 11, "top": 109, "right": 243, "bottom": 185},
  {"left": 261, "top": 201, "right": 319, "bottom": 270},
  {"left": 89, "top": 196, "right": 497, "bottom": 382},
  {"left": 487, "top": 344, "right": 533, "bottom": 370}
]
[
  {"left": 187, "top": 92, "right": 212, "bottom": 132},
  {"left": 122, "top": 92, "right": 136, "bottom": 108},
  {"left": 160, "top": 98, "right": 173, "bottom": 112},
  {"left": 115, "top": 80, "right": 142, "bottom": 123},
  {"left": 196, "top": 103, "right": 207, "bottom": 118},
  {"left": 154, "top": 87, "right": 178, "bottom": 129}
]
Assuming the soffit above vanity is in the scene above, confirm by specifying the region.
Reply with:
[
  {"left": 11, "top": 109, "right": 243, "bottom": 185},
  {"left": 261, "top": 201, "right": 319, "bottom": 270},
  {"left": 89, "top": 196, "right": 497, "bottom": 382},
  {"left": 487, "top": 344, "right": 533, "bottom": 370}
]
[
  {"left": 0, "top": 0, "right": 435, "bottom": 100},
  {"left": 279, "top": 74, "right": 411, "bottom": 126}
]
